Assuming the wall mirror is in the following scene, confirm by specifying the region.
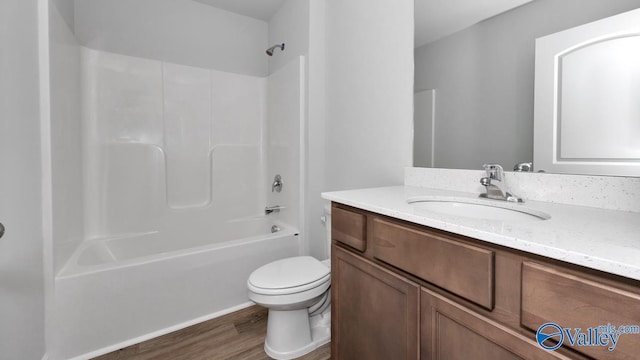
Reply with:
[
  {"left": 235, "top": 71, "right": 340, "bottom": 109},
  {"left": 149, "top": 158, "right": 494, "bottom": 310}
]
[{"left": 413, "top": 0, "right": 640, "bottom": 176}]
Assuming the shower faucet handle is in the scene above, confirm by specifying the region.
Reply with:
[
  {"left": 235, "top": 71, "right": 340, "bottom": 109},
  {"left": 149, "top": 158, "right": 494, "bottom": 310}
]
[{"left": 272, "top": 174, "right": 283, "bottom": 193}]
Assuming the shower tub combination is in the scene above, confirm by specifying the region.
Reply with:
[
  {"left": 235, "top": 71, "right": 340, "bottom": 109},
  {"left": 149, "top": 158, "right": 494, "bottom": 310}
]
[
  {"left": 51, "top": 45, "right": 305, "bottom": 359},
  {"left": 54, "top": 219, "right": 299, "bottom": 360}
]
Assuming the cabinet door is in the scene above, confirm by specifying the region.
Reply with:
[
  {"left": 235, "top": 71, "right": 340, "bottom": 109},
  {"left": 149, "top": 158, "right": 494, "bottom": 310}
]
[
  {"left": 332, "top": 245, "right": 420, "bottom": 360},
  {"left": 521, "top": 261, "right": 640, "bottom": 360},
  {"left": 421, "top": 288, "right": 574, "bottom": 360}
]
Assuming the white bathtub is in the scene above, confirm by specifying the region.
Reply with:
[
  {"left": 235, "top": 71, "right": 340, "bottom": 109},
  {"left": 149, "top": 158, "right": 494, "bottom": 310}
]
[{"left": 53, "top": 218, "right": 300, "bottom": 360}]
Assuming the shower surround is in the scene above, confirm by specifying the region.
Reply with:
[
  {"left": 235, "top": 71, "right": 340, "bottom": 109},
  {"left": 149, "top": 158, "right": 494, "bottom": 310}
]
[
  {"left": 81, "top": 47, "right": 270, "bottom": 235},
  {"left": 52, "top": 47, "right": 304, "bottom": 359}
]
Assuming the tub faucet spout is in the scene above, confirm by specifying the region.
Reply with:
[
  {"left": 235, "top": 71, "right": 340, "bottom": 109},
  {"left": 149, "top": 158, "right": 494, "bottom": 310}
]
[{"left": 265, "top": 205, "right": 283, "bottom": 215}]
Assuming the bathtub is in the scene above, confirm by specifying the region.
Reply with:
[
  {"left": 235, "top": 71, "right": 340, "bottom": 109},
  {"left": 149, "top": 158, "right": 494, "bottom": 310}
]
[{"left": 53, "top": 218, "right": 300, "bottom": 360}]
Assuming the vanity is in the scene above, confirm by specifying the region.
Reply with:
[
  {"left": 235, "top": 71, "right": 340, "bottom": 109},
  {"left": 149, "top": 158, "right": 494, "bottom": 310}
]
[
  {"left": 322, "top": 5, "right": 640, "bottom": 358},
  {"left": 322, "top": 171, "right": 640, "bottom": 360}
]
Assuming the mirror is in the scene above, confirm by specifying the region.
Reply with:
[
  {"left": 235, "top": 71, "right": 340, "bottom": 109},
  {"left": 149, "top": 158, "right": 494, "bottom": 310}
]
[
  {"left": 534, "top": 8, "right": 640, "bottom": 177},
  {"left": 413, "top": 0, "right": 640, "bottom": 175}
]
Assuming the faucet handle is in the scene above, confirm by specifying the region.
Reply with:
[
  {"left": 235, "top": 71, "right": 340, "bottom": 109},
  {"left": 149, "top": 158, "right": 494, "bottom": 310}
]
[
  {"left": 513, "top": 162, "right": 533, "bottom": 172},
  {"left": 272, "top": 174, "right": 283, "bottom": 193},
  {"left": 482, "top": 164, "right": 504, "bottom": 181}
]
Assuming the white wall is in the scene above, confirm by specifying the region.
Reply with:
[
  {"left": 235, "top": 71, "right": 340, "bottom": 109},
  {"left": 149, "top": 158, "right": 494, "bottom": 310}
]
[
  {"left": 325, "top": 0, "right": 414, "bottom": 191},
  {"left": 267, "top": 57, "right": 304, "bottom": 231},
  {"left": 414, "top": 0, "right": 640, "bottom": 170},
  {"left": 51, "top": 0, "right": 74, "bottom": 31},
  {"left": 306, "top": 0, "right": 328, "bottom": 259},
  {"left": 0, "top": 0, "right": 46, "bottom": 358},
  {"left": 268, "top": 0, "right": 334, "bottom": 259},
  {"left": 49, "top": 0, "right": 84, "bottom": 274},
  {"left": 74, "top": 0, "right": 269, "bottom": 77},
  {"left": 267, "top": 0, "right": 315, "bottom": 257},
  {"left": 268, "top": 0, "right": 310, "bottom": 74}
]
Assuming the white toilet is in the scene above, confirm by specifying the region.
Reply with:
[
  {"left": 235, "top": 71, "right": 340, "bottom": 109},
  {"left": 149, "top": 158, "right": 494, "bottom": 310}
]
[{"left": 247, "top": 207, "right": 332, "bottom": 359}]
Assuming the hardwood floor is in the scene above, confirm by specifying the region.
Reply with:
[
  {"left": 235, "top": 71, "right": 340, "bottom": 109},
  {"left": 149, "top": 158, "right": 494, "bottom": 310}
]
[{"left": 92, "top": 306, "right": 331, "bottom": 360}]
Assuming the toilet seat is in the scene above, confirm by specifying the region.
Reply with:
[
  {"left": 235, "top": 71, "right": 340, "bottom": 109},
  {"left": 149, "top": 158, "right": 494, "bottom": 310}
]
[{"left": 248, "top": 256, "right": 330, "bottom": 296}]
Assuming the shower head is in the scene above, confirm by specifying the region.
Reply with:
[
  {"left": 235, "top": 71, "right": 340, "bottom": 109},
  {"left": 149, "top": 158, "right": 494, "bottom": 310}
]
[{"left": 266, "top": 43, "right": 285, "bottom": 56}]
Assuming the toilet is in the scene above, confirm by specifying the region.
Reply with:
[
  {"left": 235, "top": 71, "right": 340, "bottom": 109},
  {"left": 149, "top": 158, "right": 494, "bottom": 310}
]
[{"left": 247, "top": 206, "right": 332, "bottom": 359}]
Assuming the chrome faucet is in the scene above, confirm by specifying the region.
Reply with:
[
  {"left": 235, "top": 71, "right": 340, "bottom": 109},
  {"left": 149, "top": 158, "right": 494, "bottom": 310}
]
[
  {"left": 272, "top": 174, "right": 283, "bottom": 193},
  {"left": 513, "top": 162, "right": 533, "bottom": 172},
  {"left": 479, "top": 164, "right": 523, "bottom": 203}
]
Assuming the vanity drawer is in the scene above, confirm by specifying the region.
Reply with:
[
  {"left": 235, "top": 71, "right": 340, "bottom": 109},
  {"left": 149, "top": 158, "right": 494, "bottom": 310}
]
[
  {"left": 332, "top": 205, "right": 367, "bottom": 252},
  {"left": 372, "top": 218, "right": 495, "bottom": 310},
  {"left": 521, "top": 261, "right": 640, "bottom": 359}
]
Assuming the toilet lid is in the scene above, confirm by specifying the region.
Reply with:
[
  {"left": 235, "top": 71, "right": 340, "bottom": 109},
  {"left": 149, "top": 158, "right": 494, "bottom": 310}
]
[{"left": 248, "top": 256, "right": 330, "bottom": 291}]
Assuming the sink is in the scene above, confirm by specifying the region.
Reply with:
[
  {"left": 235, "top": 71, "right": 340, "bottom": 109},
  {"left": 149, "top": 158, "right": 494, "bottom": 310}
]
[{"left": 407, "top": 196, "right": 551, "bottom": 222}]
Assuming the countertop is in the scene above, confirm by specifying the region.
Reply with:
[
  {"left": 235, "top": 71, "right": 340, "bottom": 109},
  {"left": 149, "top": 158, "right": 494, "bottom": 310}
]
[{"left": 322, "top": 186, "right": 640, "bottom": 281}]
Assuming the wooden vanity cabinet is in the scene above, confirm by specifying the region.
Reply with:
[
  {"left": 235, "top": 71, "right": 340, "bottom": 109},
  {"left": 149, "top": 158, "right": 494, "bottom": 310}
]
[
  {"left": 332, "top": 245, "right": 420, "bottom": 360},
  {"left": 332, "top": 206, "right": 367, "bottom": 252},
  {"left": 372, "top": 217, "right": 495, "bottom": 310},
  {"left": 330, "top": 203, "right": 640, "bottom": 360},
  {"left": 421, "top": 287, "right": 570, "bottom": 360},
  {"left": 521, "top": 262, "right": 640, "bottom": 360}
]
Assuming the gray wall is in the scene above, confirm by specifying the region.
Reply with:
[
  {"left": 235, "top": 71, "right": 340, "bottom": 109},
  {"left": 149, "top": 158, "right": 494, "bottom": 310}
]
[
  {"left": 0, "top": 0, "right": 46, "bottom": 358},
  {"left": 415, "top": 0, "right": 640, "bottom": 170}
]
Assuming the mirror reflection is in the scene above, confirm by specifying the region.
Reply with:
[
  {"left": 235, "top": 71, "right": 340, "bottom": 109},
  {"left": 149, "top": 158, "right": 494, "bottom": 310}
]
[{"left": 413, "top": 0, "right": 640, "bottom": 174}]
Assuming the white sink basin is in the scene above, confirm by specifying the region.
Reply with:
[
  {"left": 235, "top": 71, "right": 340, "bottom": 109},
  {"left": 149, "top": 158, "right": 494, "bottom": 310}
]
[{"left": 407, "top": 196, "right": 551, "bottom": 222}]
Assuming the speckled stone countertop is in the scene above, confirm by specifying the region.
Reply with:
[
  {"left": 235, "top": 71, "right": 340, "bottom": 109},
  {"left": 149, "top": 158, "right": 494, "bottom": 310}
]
[{"left": 322, "top": 186, "right": 640, "bottom": 281}]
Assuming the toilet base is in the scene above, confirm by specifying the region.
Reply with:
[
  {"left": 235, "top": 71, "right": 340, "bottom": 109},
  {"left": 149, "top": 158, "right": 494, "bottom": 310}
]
[{"left": 264, "top": 306, "right": 331, "bottom": 359}]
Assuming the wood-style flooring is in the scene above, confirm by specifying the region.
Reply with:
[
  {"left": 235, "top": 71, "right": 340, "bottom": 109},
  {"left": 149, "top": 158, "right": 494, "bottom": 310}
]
[{"left": 93, "top": 306, "right": 331, "bottom": 360}]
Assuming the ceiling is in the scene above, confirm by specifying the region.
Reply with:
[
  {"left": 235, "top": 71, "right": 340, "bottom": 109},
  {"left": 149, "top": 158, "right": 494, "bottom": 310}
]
[{"left": 193, "top": 0, "right": 534, "bottom": 47}]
